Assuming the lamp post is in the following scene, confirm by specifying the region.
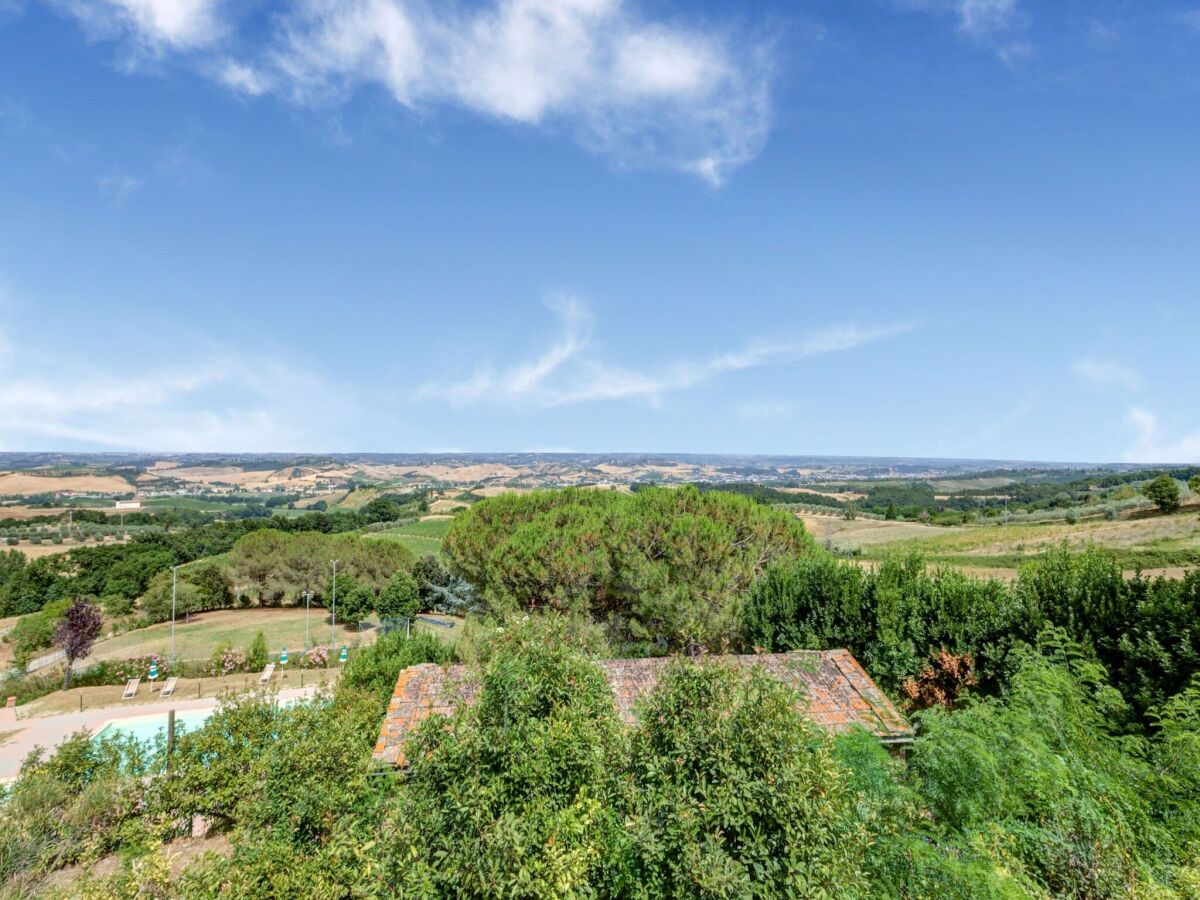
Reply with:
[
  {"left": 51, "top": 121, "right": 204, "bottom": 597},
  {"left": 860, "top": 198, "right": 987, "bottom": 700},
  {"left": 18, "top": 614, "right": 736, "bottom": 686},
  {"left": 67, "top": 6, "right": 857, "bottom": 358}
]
[
  {"left": 330, "top": 560, "right": 339, "bottom": 646},
  {"left": 302, "top": 590, "right": 313, "bottom": 648},
  {"left": 170, "top": 564, "right": 181, "bottom": 663}
]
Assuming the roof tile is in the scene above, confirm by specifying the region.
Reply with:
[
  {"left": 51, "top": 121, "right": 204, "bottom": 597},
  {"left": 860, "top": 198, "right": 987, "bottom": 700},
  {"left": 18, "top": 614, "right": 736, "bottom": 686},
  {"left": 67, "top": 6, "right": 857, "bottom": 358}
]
[{"left": 373, "top": 649, "right": 913, "bottom": 767}]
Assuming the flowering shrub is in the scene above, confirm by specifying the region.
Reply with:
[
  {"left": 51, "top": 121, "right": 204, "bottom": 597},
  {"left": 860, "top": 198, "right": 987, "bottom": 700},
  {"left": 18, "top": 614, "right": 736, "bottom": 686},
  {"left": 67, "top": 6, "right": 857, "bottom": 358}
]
[
  {"left": 302, "top": 645, "right": 330, "bottom": 669},
  {"left": 114, "top": 654, "right": 171, "bottom": 681},
  {"left": 208, "top": 645, "right": 249, "bottom": 677}
]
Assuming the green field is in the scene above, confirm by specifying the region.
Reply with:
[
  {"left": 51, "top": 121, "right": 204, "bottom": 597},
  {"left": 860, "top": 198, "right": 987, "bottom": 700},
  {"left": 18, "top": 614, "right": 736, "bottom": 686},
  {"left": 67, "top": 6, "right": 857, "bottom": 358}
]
[
  {"left": 845, "top": 507, "right": 1200, "bottom": 574},
  {"left": 143, "top": 497, "right": 242, "bottom": 511},
  {"left": 86, "top": 607, "right": 461, "bottom": 665},
  {"left": 366, "top": 517, "right": 453, "bottom": 556}
]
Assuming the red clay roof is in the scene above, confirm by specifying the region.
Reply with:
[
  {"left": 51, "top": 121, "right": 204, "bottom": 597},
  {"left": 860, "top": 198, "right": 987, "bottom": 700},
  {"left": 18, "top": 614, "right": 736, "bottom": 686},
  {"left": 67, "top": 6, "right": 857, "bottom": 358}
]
[{"left": 373, "top": 649, "right": 913, "bottom": 767}]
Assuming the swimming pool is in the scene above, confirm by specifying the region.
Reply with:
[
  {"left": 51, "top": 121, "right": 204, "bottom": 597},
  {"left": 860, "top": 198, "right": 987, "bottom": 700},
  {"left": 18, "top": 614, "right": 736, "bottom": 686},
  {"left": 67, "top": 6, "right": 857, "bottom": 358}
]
[{"left": 92, "top": 708, "right": 214, "bottom": 743}]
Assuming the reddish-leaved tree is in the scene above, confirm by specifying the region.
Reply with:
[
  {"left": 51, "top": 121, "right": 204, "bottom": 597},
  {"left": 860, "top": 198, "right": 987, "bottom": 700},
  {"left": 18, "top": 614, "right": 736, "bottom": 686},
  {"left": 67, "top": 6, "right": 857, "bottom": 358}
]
[
  {"left": 54, "top": 596, "right": 103, "bottom": 690},
  {"left": 901, "top": 648, "right": 978, "bottom": 711}
]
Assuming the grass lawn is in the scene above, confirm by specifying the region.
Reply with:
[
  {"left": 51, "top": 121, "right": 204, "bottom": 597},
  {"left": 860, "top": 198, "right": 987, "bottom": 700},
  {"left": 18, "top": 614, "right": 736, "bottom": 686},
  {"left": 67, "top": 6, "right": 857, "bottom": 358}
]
[
  {"left": 88, "top": 608, "right": 379, "bottom": 666},
  {"left": 366, "top": 517, "right": 453, "bottom": 557},
  {"left": 85, "top": 606, "right": 464, "bottom": 667}
]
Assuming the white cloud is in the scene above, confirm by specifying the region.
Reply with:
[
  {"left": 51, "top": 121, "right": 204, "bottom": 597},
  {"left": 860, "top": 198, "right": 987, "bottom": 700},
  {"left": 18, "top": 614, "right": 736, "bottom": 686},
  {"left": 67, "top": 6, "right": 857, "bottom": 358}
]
[
  {"left": 216, "top": 59, "right": 272, "bottom": 96},
  {"left": 1072, "top": 358, "right": 1143, "bottom": 392},
  {"left": 1125, "top": 407, "right": 1200, "bottom": 464},
  {"left": 57, "top": 0, "right": 772, "bottom": 184},
  {"left": 96, "top": 172, "right": 143, "bottom": 205},
  {"left": 0, "top": 319, "right": 352, "bottom": 451},
  {"left": 57, "top": 0, "right": 225, "bottom": 52},
  {"left": 957, "top": 0, "right": 1018, "bottom": 38},
  {"left": 899, "top": 0, "right": 1026, "bottom": 59},
  {"left": 419, "top": 299, "right": 910, "bottom": 409}
]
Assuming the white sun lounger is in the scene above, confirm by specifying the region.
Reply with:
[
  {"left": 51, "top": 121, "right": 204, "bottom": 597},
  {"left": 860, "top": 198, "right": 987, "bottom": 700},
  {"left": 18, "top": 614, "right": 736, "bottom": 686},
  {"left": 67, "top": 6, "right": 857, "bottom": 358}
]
[
  {"left": 159, "top": 676, "right": 178, "bottom": 697},
  {"left": 122, "top": 678, "right": 140, "bottom": 700},
  {"left": 257, "top": 663, "right": 275, "bottom": 684}
]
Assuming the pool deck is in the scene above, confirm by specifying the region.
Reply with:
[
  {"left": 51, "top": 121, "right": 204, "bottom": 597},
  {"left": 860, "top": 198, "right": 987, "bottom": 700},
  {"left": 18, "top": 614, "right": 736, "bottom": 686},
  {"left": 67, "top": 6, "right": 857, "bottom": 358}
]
[{"left": 1, "top": 687, "right": 318, "bottom": 783}]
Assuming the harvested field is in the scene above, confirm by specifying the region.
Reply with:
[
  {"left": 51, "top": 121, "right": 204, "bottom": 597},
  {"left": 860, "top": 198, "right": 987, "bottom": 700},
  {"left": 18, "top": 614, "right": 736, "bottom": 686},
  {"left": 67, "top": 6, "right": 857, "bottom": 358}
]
[
  {"left": 798, "top": 514, "right": 951, "bottom": 549},
  {"left": 0, "top": 472, "right": 133, "bottom": 496},
  {"left": 0, "top": 507, "right": 74, "bottom": 520}
]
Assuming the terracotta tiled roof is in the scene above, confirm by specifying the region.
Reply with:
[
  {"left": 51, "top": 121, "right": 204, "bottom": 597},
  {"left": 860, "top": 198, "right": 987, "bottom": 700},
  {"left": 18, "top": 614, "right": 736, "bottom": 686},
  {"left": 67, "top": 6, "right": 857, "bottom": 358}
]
[{"left": 373, "top": 649, "right": 913, "bottom": 767}]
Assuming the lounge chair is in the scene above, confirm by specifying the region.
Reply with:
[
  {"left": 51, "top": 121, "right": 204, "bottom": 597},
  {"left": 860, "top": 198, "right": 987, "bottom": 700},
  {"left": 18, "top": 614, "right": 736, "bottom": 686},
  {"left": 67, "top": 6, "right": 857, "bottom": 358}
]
[
  {"left": 122, "top": 678, "right": 140, "bottom": 700},
  {"left": 159, "top": 676, "right": 178, "bottom": 697},
  {"left": 257, "top": 663, "right": 275, "bottom": 685}
]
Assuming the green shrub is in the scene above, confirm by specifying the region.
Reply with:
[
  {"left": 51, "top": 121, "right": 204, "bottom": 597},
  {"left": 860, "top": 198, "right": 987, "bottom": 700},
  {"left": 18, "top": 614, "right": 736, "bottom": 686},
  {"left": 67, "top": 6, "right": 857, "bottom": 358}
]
[
  {"left": 376, "top": 569, "right": 419, "bottom": 619},
  {"left": 909, "top": 648, "right": 1156, "bottom": 896},
  {"left": 0, "top": 732, "right": 161, "bottom": 887},
  {"left": 383, "top": 615, "right": 630, "bottom": 896},
  {"left": 247, "top": 631, "right": 267, "bottom": 672},
  {"left": 339, "top": 629, "right": 452, "bottom": 712},
  {"left": 624, "top": 659, "right": 867, "bottom": 897},
  {"left": 100, "top": 593, "right": 133, "bottom": 616},
  {"left": 153, "top": 689, "right": 381, "bottom": 842}
]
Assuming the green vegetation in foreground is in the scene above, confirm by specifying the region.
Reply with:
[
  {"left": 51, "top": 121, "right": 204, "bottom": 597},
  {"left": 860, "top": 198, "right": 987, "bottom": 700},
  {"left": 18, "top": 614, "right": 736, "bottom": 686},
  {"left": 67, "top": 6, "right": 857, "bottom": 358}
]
[
  {"left": 4, "top": 617, "right": 1200, "bottom": 898},
  {"left": 6, "top": 485, "right": 1200, "bottom": 897}
]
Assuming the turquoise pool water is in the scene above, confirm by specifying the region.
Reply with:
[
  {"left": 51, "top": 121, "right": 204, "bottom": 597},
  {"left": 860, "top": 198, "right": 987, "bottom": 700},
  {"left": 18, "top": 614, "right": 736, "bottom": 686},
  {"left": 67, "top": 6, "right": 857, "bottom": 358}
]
[{"left": 92, "top": 708, "right": 214, "bottom": 743}]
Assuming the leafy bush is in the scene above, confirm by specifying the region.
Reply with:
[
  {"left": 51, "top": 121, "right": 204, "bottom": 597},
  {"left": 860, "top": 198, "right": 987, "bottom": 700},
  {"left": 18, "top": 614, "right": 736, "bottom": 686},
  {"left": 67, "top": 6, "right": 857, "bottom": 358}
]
[
  {"left": 624, "top": 659, "right": 867, "bottom": 897},
  {"left": 382, "top": 616, "right": 631, "bottom": 896},
  {"left": 338, "top": 629, "right": 452, "bottom": 712},
  {"left": 376, "top": 568, "right": 419, "bottom": 619},
  {"left": 246, "top": 631, "right": 267, "bottom": 672},
  {"left": 208, "top": 641, "right": 248, "bottom": 676},
  {"left": 0, "top": 732, "right": 162, "bottom": 890},
  {"left": 743, "top": 552, "right": 1032, "bottom": 692},
  {"left": 909, "top": 646, "right": 1161, "bottom": 896},
  {"left": 301, "top": 644, "right": 330, "bottom": 669},
  {"left": 6, "top": 598, "right": 73, "bottom": 666},
  {"left": 1145, "top": 475, "right": 1182, "bottom": 513}
]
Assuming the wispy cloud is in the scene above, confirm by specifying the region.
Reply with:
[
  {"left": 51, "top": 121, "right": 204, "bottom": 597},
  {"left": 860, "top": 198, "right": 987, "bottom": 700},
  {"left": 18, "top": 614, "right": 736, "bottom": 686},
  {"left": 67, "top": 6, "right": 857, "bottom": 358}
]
[
  {"left": 898, "top": 0, "right": 1028, "bottom": 61},
  {"left": 1126, "top": 407, "right": 1200, "bottom": 463},
  {"left": 55, "top": 0, "right": 773, "bottom": 185},
  {"left": 96, "top": 171, "right": 143, "bottom": 206},
  {"left": 0, "top": 316, "right": 353, "bottom": 451},
  {"left": 418, "top": 298, "right": 911, "bottom": 409},
  {"left": 55, "top": 0, "right": 226, "bottom": 54},
  {"left": 1071, "top": 358, "right": 1143, "bottom": 392}
]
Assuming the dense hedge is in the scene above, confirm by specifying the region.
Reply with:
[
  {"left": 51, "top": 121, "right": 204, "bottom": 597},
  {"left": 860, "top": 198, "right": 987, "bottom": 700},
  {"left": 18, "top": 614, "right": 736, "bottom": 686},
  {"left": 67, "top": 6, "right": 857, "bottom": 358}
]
[{"left": 743, "top": 545, "right": 1200, "bottom": 726}]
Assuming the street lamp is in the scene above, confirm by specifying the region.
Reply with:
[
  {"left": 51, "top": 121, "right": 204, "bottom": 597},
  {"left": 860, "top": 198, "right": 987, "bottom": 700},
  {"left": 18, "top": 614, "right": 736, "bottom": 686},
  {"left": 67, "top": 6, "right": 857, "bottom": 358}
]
[
  {"left": 170, "top": 565, "right": 181, "bottom": 663},
  {"left": 330, "top": 560, "right": 339, "bottom": 646},
  {"left": 302, "top": 590, "right": 313, "bottom": 648}
]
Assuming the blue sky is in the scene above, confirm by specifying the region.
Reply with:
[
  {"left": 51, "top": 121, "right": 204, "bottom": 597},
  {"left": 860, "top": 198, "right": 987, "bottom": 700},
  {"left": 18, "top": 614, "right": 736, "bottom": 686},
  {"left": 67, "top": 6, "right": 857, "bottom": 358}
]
[{"left": 1, "top": 0, "right": 1198, "bottom": 462}]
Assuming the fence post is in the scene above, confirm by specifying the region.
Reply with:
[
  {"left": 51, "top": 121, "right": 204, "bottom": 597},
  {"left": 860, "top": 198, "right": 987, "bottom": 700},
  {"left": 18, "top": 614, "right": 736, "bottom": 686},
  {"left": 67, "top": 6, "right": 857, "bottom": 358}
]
[{"left": 167, "top": 709, "right": 176, "bottom": 764}]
